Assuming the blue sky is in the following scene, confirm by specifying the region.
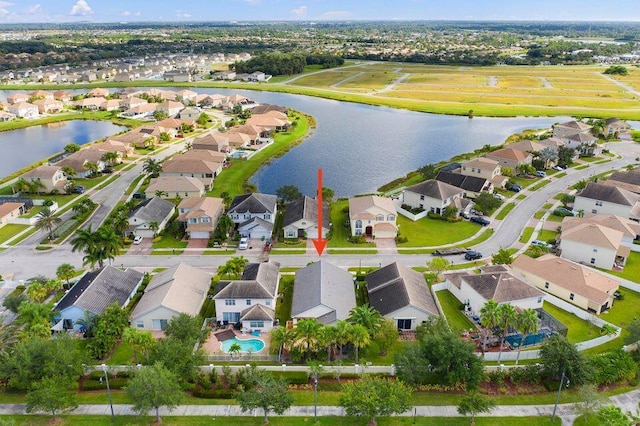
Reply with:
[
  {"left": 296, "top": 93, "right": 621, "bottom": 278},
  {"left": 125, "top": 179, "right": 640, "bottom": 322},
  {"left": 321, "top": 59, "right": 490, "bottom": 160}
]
[{"left": 0, "top": 0, "right": 639, "bottom": 23}]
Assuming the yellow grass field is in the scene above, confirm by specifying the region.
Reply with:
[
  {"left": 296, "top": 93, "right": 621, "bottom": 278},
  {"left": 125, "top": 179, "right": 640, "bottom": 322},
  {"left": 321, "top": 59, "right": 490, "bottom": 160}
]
[{"left": 280, "top": 61, "right": 640, "bottom": 118}]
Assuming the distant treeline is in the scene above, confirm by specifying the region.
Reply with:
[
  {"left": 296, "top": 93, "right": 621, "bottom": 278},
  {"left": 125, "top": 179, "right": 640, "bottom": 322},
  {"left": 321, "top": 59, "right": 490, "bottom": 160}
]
[{"left": 232, "top": 53, "right": 344, "bottom": 76}]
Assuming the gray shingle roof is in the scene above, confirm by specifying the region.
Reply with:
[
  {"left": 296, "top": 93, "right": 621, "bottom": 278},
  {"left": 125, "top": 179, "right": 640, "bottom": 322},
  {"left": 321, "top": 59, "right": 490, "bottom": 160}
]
[
  {"left": 283, "top": 196, "right": 330, "bottom": 228},
  {"left": 55, "top": 266, "right": 144, "bottom": 315},
  {"left": 436, "top": 171, "right": 488, "bottom": 193},
  {"left": 291, "top": 260, "right": 356, "bottom": 324},
  {"left": 240, "top": 304, "right": 275, "bottom": 321},
  {"left": 578, "top": 182, "right": 640, "bottom": 206},
  {"left": 128, "top": 197, "right": 175, "bottom": 223},
  {"left": 405, "top": 179, "right": 463, "bottom": 201},
  {"left": 365, "top": 262, "right": 438, "bottom": 317},
  {"left": 608, "top": 170, "right": 640, "bottom": 187},
  {"left": 214, "top": 260, "right": 280, "bottom": 299},
  {"left": 461, "top": 272, "right": 544, "bottom": 304},
  {"left": 229, "top": 193, "right": 277, "bottom": 215}
]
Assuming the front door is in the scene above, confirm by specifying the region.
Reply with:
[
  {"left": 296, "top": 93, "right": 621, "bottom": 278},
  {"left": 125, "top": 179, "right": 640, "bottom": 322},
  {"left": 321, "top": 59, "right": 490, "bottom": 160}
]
[{"left": 365, "top": 226, "right": 373, "bottom": 237}]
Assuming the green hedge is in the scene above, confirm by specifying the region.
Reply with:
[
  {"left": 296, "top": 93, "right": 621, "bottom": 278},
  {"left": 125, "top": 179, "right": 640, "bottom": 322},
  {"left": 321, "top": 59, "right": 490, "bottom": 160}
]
[
  {"left": 80, "top": 378, "right": 128, "bottom": 391},
  {"left": 192, "top": 388, "right": 236, "bottom": 399},
  {"left": 270, "top": 371, "right": 308, "bottom": 384}
]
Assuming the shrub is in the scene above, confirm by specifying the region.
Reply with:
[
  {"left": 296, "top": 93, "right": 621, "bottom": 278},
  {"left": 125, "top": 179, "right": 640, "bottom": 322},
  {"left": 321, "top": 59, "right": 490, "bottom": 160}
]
[
  {"left": 395, "top": 235, "right": 408, "bottom": 244},
  {"left": 270, "top": 371, "right": 309, "bottom": 385},
  {"left": 80, "top": 378, "right": 128, "bottom": 391},
  {"left": 487, "top": 370, "right": 507, "bottom": 386},
  {"left": 192, "top": 388, "right": 236, "bottom": 399},
  {"left": 349, "top": 235, "right": 367, "bottom": 244}
]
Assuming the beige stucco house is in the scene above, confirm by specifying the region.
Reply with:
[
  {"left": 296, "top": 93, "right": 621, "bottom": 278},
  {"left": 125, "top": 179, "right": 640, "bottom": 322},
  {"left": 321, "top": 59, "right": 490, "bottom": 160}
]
[
  {"left": 23, "top": 165, "right": 67, "bottom": 193},
  {"left": 486, "top": 147, "right": 533, "bottom": 173},
  {"left": 349, "top": 195, "right": 397, "bottom": 239},
  {"left": 145, "top": 176, "right": 206, "bottom": 199},
  {"left": 460, "top": 157, "right": 502, "bottom": 180},
  {"left": 177, "top": 197, "right": 224, "bottom": 240}
]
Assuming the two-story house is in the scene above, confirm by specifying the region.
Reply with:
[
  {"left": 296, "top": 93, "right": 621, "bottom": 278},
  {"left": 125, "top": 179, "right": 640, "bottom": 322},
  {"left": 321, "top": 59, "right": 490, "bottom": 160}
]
[
  {"left": 460, "top": 157, "right": 502, "bottom": 181},
  {"left": 177, "top": 197, "right": 224, "bottom": 240},
  {"left": 213, "top": 260, "right": 280, "bottom": 331},
  {"left": 348, "top": 195, "right": 397, "bottom": 239},
  {"left": 485, "top": 147, "right": 533, "bottom": 174},
  {"left": 402, "top": 180, "right": 468, "bottom": 216},
  {"left": 23, "top": 165, "right": 67, "bottom": 193},
  {"left": 574, "top": 182, "right": 640, "bottom": 220},
  {"left": 161, "top": 156, "right": 222, "bottom": 191},
  {"left": 228, "top": 193, "right": 278, "bottom": 240},
  {"left": 282, "top": 196, "right": 330, "bottom": 239}
]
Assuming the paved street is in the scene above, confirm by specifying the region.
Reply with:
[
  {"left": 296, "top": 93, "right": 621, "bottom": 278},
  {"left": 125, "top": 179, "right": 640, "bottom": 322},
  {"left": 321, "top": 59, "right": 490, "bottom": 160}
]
[{"left": 1, "top": 142, "right": 639, "bottom": 282}]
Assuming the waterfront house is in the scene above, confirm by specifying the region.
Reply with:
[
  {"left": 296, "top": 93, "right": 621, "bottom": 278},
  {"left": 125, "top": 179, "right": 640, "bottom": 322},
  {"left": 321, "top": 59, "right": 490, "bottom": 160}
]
[
  {"left": 177, "top": 197, "right": 224, "bottom": 240},
  {"left": 88, "top": 88, "right": 109, "bottom": 98},
  {"left": 349, "top": 195, "right": 397, "bottom": 239},
  {"left": 283, "top": 196, "right": 330, "bottom": 239},
  {"left": 6, "top": 93, "right": 29, "bottom": 104},
  {"left": 7, "top": 102, "right": 39, "bottom": 119},
  {"left": 53, "top": 266, "right": 144, "bottom": 331},
  {"left": 365, "top": 261, "right": 439, "bottom": 330},
  {"left": 145, "top": 176, "right": 206, "bottom": 199},
  {"left": 131, "top": 263, "right": 211, "bottom": 331},
  {"left": 512, "top": 254, "right": 619, "bottom": 314},
  {"left": 403, "top": 179, "right": 468, "bottom": 215},
  {"left": 93, "top": 139, "right": 135, "bottom": 158},
  {"left": 180, "top": 149, "right": 227, "bottom": 164},
  {"left": 435, "top": 171, "right": 492, "bottom": 198},
  {"left": 32, "top": 98, "right": 64, "bottom": 114},
  {"left": 0, "top": 202, "right": 26, "bottom": 227},
  {"left": 486, "top": 147, "right": 533, "bottom": 173},
  {"left": 156, "top": 100, "right": 185, "bottom": 118},
  {"left": 127, "top": 197, "right": 175, "bottom": 238},
  {"left": 460, "top": 157, "right": 502, "bottom": 181},
  {"left": 291, "top": 260, "right": 356, "bottom": 325},
  {"left": 192, "top": 132, "right": 230, "bottom": 153},
  {"left": 604, "top": 118, "right": 631, "bottom": 137},
  {"left": 23, "top": 165, "right": 67, "bottom": 193},
  {"left": 213, "top": 260, "right": 280, "bottom": 331},
  {"left": 56, "top": 149, "right": 106, "bottom": 178},
  {"left": 228, "top": 193, "right": 277, "bottom": 226}
]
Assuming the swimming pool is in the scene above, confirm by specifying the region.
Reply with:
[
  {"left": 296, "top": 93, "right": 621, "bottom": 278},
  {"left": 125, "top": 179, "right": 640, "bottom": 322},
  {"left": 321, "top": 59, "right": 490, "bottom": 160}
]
[
  {"left": 220, "top": 337, "right": 265, "bottom": 353},
  {"left": 230, "top": 151, "right": 248, "bottom": 158},
  {"left": 505, "top": 329, "right": 554, "bottom": 349}
]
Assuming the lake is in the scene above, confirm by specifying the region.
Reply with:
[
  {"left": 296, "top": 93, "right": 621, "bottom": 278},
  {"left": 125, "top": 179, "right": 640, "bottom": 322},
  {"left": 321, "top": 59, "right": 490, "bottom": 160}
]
[
  {"left": 0, "top": 120, "right": 127, "bottom": 177},
  {"left": 0, "top": 88, "right": 570, "bottom": 196}
]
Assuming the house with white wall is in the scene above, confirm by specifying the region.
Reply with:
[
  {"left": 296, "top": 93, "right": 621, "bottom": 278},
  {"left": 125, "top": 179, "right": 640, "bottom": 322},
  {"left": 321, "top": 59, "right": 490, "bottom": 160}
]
[
  {"left": 574, "top": 182, "right": 640, "bottom": 220},
  {"left": 349, "top": 195, "right": 397, "bottom": 239},
  {"left": 402, "top": 179, "right": 467, "bottom": 215}
]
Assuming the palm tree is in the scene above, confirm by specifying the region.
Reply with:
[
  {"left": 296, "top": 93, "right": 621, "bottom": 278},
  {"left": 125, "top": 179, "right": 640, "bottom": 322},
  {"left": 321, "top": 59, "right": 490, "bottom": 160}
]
[
  {"left": 229, "top": 342, "right": 242, "bottom": 359},
  {"left": 154, "top": 190, "right": 167, "bottom": 198},
  {"left": 75, "top": 310, "right": 97, "bottom": 336},
  {"left": 317, "top": 325, "right": 337, "bottom": 362},
  {"left": 0, "top": 318, "right": 18, "bottom": 355},
  {"left": 333, "top": 320, "right": 353, "bottom": 360},
  {"left": 350, "top": 323, "right": 370, "bottom": 364},
  {"left": 148, "top": 221, "right": 159, "bottom": 237},
  {"left": 56, "top": 263, "right": 76, "bottom": 287},
  {"left": 96, "top": 226, "right": 124, "bottom": 266},
  {"left": 294, "top": 319, "right": 322, "bottom": 358},
  {"left": 34, "top": 207, "right": 62, "bottom": 240},
  {"left": 143, "top": 158, "right": 161, "bottom": 177},
  {"left": 12, "top": 178, "right": 29, "bottom": 194},
  {"left": 28, "top": 179, "right": 46, "bottom": 194},
  {"left": 83, "top": 162, "right": 98, "bottom": 177},
  {"left": 61, "top": 166, "right": 76, "bottom": 178},
  {"left": 479, "top": 299, "right": 501, "bottom": 354},
  {"left": 348, "top": 305, "right": 384, "bottom": 338},
  {"left": 101, "top": 151, "right": 119, "bottom": 166},
  {"left": 71, "top": 225, "right": 97, "bottom": 255},
  {"left": 496, "top": 303, "right": 517, "bottom": 364},
  {"left": 271, "top": 326, "right": 294, "bottom": 363},
  {"left": 111, "top": 213, "right": 130, "bottom": 238},
  {"left": 515, "top": 309, "right": 540, "bottom": 365}
]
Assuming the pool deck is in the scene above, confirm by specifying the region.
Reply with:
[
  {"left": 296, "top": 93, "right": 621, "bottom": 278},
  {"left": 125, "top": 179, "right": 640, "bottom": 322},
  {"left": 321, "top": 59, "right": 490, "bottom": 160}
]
[{"left": 202, "top": 328, "right": 271, "bottom": 355}]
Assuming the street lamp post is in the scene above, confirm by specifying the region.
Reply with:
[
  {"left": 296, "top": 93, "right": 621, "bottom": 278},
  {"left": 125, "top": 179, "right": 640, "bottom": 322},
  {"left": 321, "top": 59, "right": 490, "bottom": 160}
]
[
  {"left": 551, "top": 370, "right": 569, "bottom": 423},
  {"left": 101, "top": 363, "right": 114, "bottom": 419},
  {"left": 313, "top": 372, "right": 318, "bottom": 424}
]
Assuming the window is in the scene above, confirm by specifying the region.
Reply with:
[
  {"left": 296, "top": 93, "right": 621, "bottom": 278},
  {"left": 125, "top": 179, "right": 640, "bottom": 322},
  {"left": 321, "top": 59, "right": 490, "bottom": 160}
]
[
  {"left": 265, "top": 300, "right": 271, "bottom": 306},
  {"left": 592, "top": 209, "right": 598, "bottom": 214},
  {"left": 152, "top": 319, "right": 168, "bottom": 330},
  {"left": 419, "top": 195, "right": 425, "bottom": 201},
  {"left": 387, "top": 215, "right": 395, "bottom": 221},
  {"left": 189, "top": 218, "right": 197, "bottom": 224},
  {"left": 184, "top": 192, "right": 188, "bottom": 197},
  {"left": 569, "top": 293, "right": 575, "bottom": 301},
  {"left": 287, "top": 229, "right": 295, "bottom": 238},
  {"left": 537, "top": 297, "right": 542, "bottom": 303},
  {"left": 595, "top": 201, "right": 603, "bottom": 206},
  {"left": 223, "top": 312, "right": 240, "bottom": 323},
  {"left": 225, "top": 299, "right": 236, "bottom": 306},
  {"left": 590, "top": 258, "right": 596, "bottom": 264},
  {"left": 544, "top": 282, "right": 549, "bottom": 289},
  {"left": 250, "top": 320, "right": 264, "bottom": 328},
  {"left": 244, "top": 214, "right": 251, "bottom": 219},
  {"left": 397, "top": 319, "right": 412, "bottom": 330},
  {"left": 264, "top": 214, "right": 271, "bottom": 220},
  {"left": 593, "top": 248, "right": 598, "bottom": 253},
  {"left": 246, "top": 299, "right": 251, "bottom": 306},
  {"left": 136, "top": 320, "right": 144, "bottom": 328},
  {"left": 376, "top": 214, "right": 384, "bottom": 221},
  {"left": 355, "top": 220, "right": 362, "bottom": 229}
]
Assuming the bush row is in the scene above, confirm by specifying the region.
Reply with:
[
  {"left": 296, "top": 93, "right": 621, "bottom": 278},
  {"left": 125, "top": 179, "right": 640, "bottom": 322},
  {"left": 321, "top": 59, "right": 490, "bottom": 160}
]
[{"left": 192, "top": 388, "right": 236, "bottom": 399}]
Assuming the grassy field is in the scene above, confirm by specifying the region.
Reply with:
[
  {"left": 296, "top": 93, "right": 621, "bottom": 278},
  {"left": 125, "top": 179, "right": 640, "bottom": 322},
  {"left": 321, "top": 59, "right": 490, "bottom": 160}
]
[
  {"left": 494, "top": 202, "right": 515, "bottom": 220},
  {"left": 519, "top": 227, "right": 535, "bottom": 243},
  {"left": 542, "top": 302, "right": 598, "bottom": 344},
  {"left": 436, "top": 290, "right": 476, "bottom": 334},
  {"left": 396, "top": 216, "right": 481, "bottom": 247},
  {"left": 0, "top": 224, "right": 29, "bottom": 244}
]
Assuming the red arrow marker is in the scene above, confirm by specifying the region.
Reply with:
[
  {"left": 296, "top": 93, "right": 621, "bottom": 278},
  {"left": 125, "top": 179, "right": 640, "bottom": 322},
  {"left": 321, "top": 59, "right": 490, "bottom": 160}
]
[{"left": 312, "top": 168, "right": 327, "bottom": 256}]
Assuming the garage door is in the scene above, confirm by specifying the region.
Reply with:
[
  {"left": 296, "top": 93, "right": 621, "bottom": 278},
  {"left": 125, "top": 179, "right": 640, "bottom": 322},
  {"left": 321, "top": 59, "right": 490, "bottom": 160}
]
[{"left": 190, "top": 231, "right": 210, "bottom": 239}]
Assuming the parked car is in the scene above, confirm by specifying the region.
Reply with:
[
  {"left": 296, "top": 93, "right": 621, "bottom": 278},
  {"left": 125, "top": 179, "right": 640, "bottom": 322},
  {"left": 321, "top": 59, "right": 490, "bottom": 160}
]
[
  {"left": 470, "top": 216, "right": 490, "bottom": 226},
  {"left": 553, "top": 165, "right": 564, "bottom": 171},
  {"left": 238, "top": 237, "right": 249, "bottom": 250},
  {"left": 132, "top": 193, "right": 146, "bottom": 199},
  {"left": 531, "top": 239, "right": 551, "bottom": 248},
  {"left": 554, "top": 207, "right": 575, "bottom": 217},
  {"left": 465, "top": 251, "right": 483, "bottom": 260},
  {"left": 72, "top": 185, "right": 85, "bottom": 194},
  {"left": 507, "top": 183, "right": 522, "bottom": 192},
  {"left": 460, "top": 211, "right": 470, "bottom": 219},
  {"left": 535, "top": 170, "right": 546, "bottom": 178},
  {"left": 557, "top": 164, "right": 569, "bottom": 169},
  {"left": 102, "top": 168, "right": 114, "bottom": 174},
  {"left": 133, "top": 235, "right": 143, "bottom": 245},
  {"left": 493, "top": 193, "right": 506, "bottom": 201}
]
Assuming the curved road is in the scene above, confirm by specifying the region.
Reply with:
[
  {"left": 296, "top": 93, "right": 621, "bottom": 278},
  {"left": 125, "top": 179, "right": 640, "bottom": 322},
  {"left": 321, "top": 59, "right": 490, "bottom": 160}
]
[{"left": 1, "top": 142, "right": 639, "bottom": 282}]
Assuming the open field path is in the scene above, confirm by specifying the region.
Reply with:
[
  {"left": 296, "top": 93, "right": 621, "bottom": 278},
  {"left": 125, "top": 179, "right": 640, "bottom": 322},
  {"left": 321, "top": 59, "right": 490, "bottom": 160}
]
[
  {"left": 330, "top": 71, "right": 365, "bottom": 88},
  {"left": 488, "top": 76, "right": 498, "bottom": 87},
  {"left": 539, "top": 77, "right": 553, "bottom": 88},
  {"left": 375, "top": 73, "right": 410, "bottom": 94},
  {"left": 279, "top": 63, "right": 367, "bottom": 85},
  {"left": 599, "top": 73, "right": 640, "bottom": 97}
]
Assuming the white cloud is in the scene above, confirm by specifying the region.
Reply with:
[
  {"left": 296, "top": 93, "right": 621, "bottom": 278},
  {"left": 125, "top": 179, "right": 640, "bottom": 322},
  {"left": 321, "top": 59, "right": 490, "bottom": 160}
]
[
  {"left": 319, "top": 10, "right": 352, "bottom": 19},
  {"left": 244, "top": 0, "right": 261, "bottom": 5},
  {"left": 0, "top": 1, "right": 14, "bottom": 15},
  {"left": 176, "top": 12, "right": 191, "bottom": 18},
  {"left": 291, "top": 5, "right": 307, "bottom": 17},
  {"left": 27, "top": 3, "right": 40, "bottom": 14},
  {"left": 121, "top": 10, "right": 130, "bottom": 17},
  {"left": 70, "top": 0, "right": 93, "bottom": 16}
]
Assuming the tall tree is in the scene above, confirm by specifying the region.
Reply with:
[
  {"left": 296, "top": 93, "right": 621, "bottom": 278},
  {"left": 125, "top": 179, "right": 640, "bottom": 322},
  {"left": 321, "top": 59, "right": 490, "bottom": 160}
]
[
  {"left": 164, "top": 313, "right": 208, "bottom": 344},
  {"left": 339, "top": 375, "right": 412, "bottom": 426},
  {"left": 56, "top": 263, "right": 76, "bottom": 287},
  {"left": 479, "top": 299, "right": 500, "bottom": 353},
  {"left": 122, "top": 328, "right": 155, "bottom": 363},
  {"left": 270, "top": 326, "right": 294, "bottom": 363},
  {"left": 34, "top": 207, "right": 61, "bottom": 241},
  {"left": 142, "top": 158, "right": 162, "bottom": 177},
  {"left": 496, "top": 303, "right": 517, "bottom": 364},
  {"left": 418, "top": 163, "right": 438, "bottom": 179},
  {"left": 275, "top": 185, "right": 302, "bottom": 204},
  {"left": 294, "top": 318, "right": 322, "bottom": 356},
  {"left": 492, "top": 247, "right": 514, "bottom": 265},
  {"left": 321, "top": 187, "right": 335, "bottom": 203},
  {"left": 26, "top": 377, "right": 78, "bottom": 421},
  {"left": 333, "top": 320, "right": 353, "bottom": 360},
  {"left": 236, "top": 370, "right": 293, "bottom": 424},
  {"left": 540, "top": 334, "right": 592, "bottom": 386},
  {"left": 101, "top": 151, "right": 119, "bottom": 166},
  {"left": 87, "top": 303, "right": 129, "bottom": 359},
  {"left": 426, "top": 257, "right": 451, "bottom": 282},
  {"left": 348, "top": 305, "right": 384, "bottom": 338},
  {"left": 515, "top": 308, "right": 539, "bottom": 365},
  {"left": 350, "top": 323, "right": 371, "bottom": 364},
  {"left": 125, "top": 363, "right": 184, "bottom": 423}
]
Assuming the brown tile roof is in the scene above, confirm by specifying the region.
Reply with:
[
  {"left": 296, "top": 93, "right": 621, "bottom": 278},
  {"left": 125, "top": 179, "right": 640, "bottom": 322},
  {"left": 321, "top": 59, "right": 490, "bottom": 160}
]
[
  {"left": 349, "top": 196, "right": 395, "bottom": 218},
  {"left": 24, "top": 165, "right": 61, "bottom": 179},
  {"left": 488, "top": 147, "right": 532, "bottom": 162},
  {"left": 561, "top": 223, "right": 624, "bottom": 250}
]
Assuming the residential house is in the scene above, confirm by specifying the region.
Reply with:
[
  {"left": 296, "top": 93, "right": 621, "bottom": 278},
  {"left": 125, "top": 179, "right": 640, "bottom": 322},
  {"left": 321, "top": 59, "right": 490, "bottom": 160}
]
[
  {"left": 245, "top": 114, "right": 290, "bottom": 133},
  {"left": 282, "top": 196, "right": 330, "bottom": 239},
  {"left": 32, "top": 98, "right": 64, "bottom": 114},
  {"left": 53, "top": 266, "right": 144, "bottom": 330},
  {"left": 552, "top": 120, "right": 597, "bottom": 155},
  {"left": 29, "top": 90, "right": 54, "bottom": 100},
  {"left": 291, "top": 260, "right": 356, "bottom": 325},
  {"left": 365, "top": 261, "right": 439, "bottom": 330},
  {"left": 213, "top": 260, "right": 280, "bottom": 331},
  {"left": 435, "top": 171, "right": 492, "bottom": 198},
  {"left": 53, "top": 90, "right": 73, "bottom": 103},
  {"left": 156, "top": 100, "right": 185, "bottom": 117},
  {"left": 445, "top": 266, "right": 545, "bottom": 315},
  {"left": 403, "top": 179, "right": 468, "bottom": 215},
  {"left": 603, "top": 169, "right": 640, "bottom": 194},
  {"left": 119, "top": 103, "right": 157, "bottom": 119},
  {"left": 179, "top": 107, "right": 202, "bottom": 121},
  {"left": 177, "top": 197, "right": 224, "bottom": 239},
  {"left": 0, "top": 202, "right": 26, "bottom": 227},
  {"left": 161, "top": 156, "right": 222, "bottom": 190},
  {"left": 349, "top": 195, "right": 397, "bottom": 238},
  {"left": 145, "top": 176, "right": 206, "bottom": 199},
  {"left": 512, "top": 254, "right": 620, "bottom": 314},
  {"left": 6, "top": 93, "right": 29, "bottom": 104},
  {"left": 23, "top": 165, "right": 67, "bottom": 193},
  {"left": 251, "top": 104, "right": 288, "bottom": 115},
  {"left": 127, "top": 197, "right": 175, "bottom": 238},
  {"left": 228, "top": 193, "right": 278, "bottom": 240},
  {"left": 225, "top": 131, "right": 254, "bottom": 148},
  {"left": 192, "top": 132, "right": 230, "bottom": 153},
  {"left": 176, "top": 90, "right": 198, "bottom": 104},
  {"left": 56, "top": 148, "right": 106, "bottom": 178},
  {"left": 109, "top": 128, "right": 159, "bottom": 149},
  {"left": 0, "top": 111, "right": 16, "bottom": 122},
  {"left": 119, "top": 97, "right": 148, "bottom": 110},
  {"left": 131, "top": 263, "right": 212, "bottom": 330},
  {"left": 486, "top": 147, "right": 533, "bottom": 173},
  {"left": 604, "top": 118, "right": 631, "bottom": 137},
  {"left": 92, "top": 139, "right": 135, "bottom": 158},
  {"left": 88, "top": 88, "right": 109, "bottom": 98},
  {"left": 558, "top": 223, "right": 628, "bottom": 270},
  {"left": 100, "top": 99, "right": 121, "bottom": 112},
  {"left": 574, "top": 182, "right": 640, "bottom": 220},
  {"left": 7, "top": 102, "right": 39, "bottom": 119},
  {"left": 552, "top": 120, "right": 593, "bottom": 138},
  {"left": 155, "top": 118, "right": 193, "bottom": 132},
  {"left": 180, "top": 149, "right": 226, "bottom": 164},
  {"left": 460, "top": 157, "right": 502, "bottom": 181}
]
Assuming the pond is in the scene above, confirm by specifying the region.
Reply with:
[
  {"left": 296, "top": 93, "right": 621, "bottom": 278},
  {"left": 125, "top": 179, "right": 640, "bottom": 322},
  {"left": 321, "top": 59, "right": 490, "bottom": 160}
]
[{"left": 0, "top": 119, "right": 128, "bottom": 177}]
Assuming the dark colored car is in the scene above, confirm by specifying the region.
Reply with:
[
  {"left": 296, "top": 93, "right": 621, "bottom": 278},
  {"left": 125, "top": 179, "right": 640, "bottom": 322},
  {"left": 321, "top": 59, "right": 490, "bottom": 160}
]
[
  {"left": 470, "top": 216, "right": 490, "bottom": 226},
  {"left": 72, "top": 185, "right": 85, "bottom": 194},
  {"left": 460, "top": 211, "right": 470, "bottom": 219},
  {"left": 557, "top": 164, "right": 569, "bottom": 169},
  {"left": 507, "top": 183, "right": 522, "bottom": 192},
  {"left": 465, "top": 251, "right": 483, "bottom": 260},
  {"left": 102, "top": 167, "right": 114, "bottom": 174},
  {"left": 132, "top": 193, "right": 146, "bottom": 199}
]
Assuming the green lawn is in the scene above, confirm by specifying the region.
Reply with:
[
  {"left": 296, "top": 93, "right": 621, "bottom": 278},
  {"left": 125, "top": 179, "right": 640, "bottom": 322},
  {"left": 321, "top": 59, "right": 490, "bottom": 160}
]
[
  {"left": 455, "top": 228, "right": 494, "bottom": 248},
  {"left": 546, "top": 214, "right": 564, "bottom": 222},
  {"left": 270, "top": 249, "right": 307, "bottom": 254},
  {"left": 519, "top": 227, "right": 534, "bottom": 243},
  {"left": 396, "top": 216, "right": 481, "bottom": 247},
  {"left": 106, "top": 342, "right": 135, "bottom": 365},
  {"left": 608, "top": 251, "right": 640, "bottom": 284},
  {"left": 276, "top": 275, "right": 294, "bottom": 325},
  {"left": 327, "top": 199, "right": 375, "bottom": 248},
  {"left": 533, "top": 210, "right": 545, "bottom": 219},
  {"left": 530, "top": 179, "right": 551, "bottom": 191},
  {"left": 494, "top": 202, "right": 515, "bottom": 220},
  {"left": 0, "top": 224, "right": 29, "bottom": 244},
  {"left": 542, "top": 302, "right": 599, "bottom": 344},
  {"left": 435, "top": 290, "right": 476, "bottom": 334},
  {"left": 537, "top": 229, "right": 558, "bottom": 243},
  {"left": 542, "top": 203, "right": 553, "bottom": 210},
  {"left": 516, "top": 194, "right": 526, "bottom": 200},
  {"left": 151, "top": 235, "right": 188, "bottom": 249}
]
